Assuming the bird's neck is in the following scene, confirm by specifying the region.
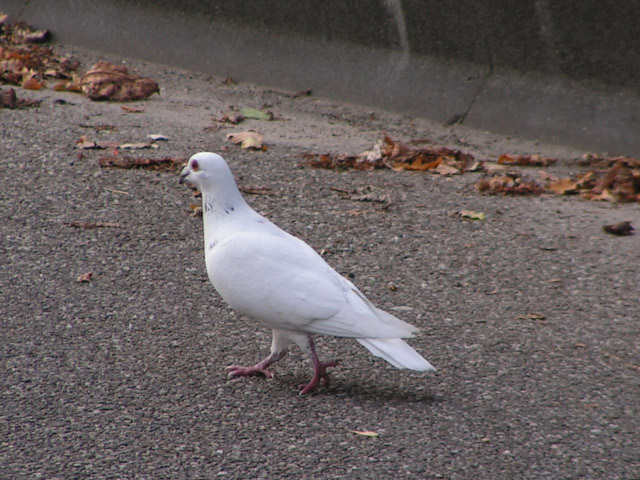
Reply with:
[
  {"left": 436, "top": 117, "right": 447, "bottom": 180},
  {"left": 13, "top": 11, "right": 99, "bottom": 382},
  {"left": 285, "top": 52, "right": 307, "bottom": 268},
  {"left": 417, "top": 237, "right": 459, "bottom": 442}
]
[{"left": 201, "top": 188, "right": 249, "bottom": 246}]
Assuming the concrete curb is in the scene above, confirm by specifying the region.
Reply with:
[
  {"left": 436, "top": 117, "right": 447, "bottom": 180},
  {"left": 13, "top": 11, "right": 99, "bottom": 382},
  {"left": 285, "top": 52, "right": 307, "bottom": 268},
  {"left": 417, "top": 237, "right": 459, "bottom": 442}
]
[{"left": 3, "top": 0, "right": 640, "bottom": 156}]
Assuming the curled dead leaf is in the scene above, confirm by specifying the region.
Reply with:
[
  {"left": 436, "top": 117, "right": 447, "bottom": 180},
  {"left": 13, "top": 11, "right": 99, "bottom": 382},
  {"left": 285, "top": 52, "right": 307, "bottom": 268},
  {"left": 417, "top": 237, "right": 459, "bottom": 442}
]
[{"left": 226, "top": 131, "right": 265, "bottom": 150}]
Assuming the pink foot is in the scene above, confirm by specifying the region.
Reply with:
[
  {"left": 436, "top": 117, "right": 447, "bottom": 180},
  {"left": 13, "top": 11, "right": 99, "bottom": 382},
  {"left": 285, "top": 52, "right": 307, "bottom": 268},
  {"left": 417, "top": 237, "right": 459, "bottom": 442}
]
[
  {"left": 298, "top": 360, "right": 339, "bottom": 395},
  {"left": 226, "top": 351, "right": 286, "bottom": 380}
]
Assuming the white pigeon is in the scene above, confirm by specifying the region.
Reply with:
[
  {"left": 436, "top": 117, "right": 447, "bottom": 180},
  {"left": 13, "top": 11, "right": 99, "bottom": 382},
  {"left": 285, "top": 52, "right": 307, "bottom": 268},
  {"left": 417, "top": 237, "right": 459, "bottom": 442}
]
[{"left": 179, "top": 152, "right": 435, "bottom": 394}]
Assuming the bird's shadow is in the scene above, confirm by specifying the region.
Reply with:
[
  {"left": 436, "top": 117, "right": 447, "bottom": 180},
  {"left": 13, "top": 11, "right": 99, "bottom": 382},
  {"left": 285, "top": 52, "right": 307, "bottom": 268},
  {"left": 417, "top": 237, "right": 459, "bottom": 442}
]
[{"left": 277, "top": 369, "right": 442, "bottom": 405}]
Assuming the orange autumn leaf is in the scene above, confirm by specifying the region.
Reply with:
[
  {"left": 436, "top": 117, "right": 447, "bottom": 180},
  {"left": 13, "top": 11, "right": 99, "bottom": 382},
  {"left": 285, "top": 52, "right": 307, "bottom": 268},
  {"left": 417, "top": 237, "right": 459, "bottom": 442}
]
[{"left": 547, "top": 178, "right": 578, "bottom": 195}]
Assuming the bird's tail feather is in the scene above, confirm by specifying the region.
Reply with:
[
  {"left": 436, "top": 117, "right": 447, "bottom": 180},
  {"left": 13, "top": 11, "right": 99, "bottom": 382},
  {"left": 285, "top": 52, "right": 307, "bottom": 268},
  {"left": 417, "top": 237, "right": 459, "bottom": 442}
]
[{"left": 356, "top": 338, "right": 436, "bottom": 371}]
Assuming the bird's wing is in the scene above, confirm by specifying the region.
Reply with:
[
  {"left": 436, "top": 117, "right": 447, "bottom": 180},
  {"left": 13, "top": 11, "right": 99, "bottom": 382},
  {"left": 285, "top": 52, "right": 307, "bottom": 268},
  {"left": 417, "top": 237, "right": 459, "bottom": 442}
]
[{"left": 207, "top": 230, "right": 417, "bottom": 339}]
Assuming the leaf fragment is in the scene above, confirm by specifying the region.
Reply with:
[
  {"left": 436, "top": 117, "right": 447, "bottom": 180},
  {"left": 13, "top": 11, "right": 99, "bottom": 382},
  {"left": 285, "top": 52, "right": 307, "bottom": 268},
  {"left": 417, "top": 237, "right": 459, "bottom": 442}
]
[
  {"left": 76, "top": 272, "right": 93, "bottom": 283},
  {"left": 498, "top": 154, "right": 557, "bottom": 167},
  {"left": 350, "top": 430, "right": 379, "bottom": 437},
  {"left": 458, "top": 210, "right": 486, "bottom": 221}
]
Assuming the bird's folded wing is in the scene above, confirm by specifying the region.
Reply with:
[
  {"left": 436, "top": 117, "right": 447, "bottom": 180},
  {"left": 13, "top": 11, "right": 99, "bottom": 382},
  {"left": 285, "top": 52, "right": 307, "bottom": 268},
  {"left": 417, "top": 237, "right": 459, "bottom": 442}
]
[{"left": 208, "top": 231, "right": 417, "bottom": 339}]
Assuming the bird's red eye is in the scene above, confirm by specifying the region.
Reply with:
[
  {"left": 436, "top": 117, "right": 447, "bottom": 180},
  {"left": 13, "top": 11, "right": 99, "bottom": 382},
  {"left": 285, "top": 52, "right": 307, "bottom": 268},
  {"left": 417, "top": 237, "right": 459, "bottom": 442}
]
[{"left": 192, "top": 159, "right": 200, "bottom": 171}]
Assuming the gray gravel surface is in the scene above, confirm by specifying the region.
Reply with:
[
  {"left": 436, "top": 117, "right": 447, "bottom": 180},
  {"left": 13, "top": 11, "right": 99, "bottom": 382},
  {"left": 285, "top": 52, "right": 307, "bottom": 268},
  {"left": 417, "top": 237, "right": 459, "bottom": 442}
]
[{"left": 2, "top": 46, "right": 639, "bottom": 480}]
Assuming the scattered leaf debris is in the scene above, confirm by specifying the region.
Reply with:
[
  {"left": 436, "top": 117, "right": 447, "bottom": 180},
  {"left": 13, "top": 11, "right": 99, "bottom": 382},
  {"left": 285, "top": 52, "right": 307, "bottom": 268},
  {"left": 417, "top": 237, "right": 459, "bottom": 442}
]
[
  {"left": 99, "top": 155, "right": 185, "bottom": 171},
  {"left": 603, "top": 221, "right": 634, "bottom": 236},
  {"left": 79, "top": 61, "right": 159, "bottom": 101},
  {"left": 302, "top": 136, "right": 640, "bottom": 205}
]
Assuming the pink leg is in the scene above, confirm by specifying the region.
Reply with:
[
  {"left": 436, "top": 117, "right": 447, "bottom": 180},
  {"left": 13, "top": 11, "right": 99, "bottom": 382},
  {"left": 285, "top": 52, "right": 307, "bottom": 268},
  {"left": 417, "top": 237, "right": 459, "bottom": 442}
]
[
  {"left": 298, "top": 337, "right": 339, "bottom": 395},
  {"left": 227, "top": 350, "right": 287, "bottom": 379}
]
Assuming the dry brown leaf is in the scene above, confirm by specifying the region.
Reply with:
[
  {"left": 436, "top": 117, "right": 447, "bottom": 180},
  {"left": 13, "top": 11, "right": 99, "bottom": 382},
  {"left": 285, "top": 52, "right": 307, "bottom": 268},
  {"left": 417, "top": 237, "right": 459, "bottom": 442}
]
[
  {"left": 79, "top": 61, "right": 159, "bottom": 101},
  {"left": 76, "top": 272, "right": 93, "bottom": 283},
  {"left": 21, "top": 73, "right": 44, "bottom": 90},
  {"left": 603, "top": 221, "right": 634, "bottom": 236}
]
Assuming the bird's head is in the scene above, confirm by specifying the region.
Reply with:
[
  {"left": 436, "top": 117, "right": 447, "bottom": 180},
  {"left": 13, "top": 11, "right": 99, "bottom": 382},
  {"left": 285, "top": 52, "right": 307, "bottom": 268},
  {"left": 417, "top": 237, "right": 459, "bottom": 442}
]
[{"left": 179, "top": 152, "right": 234, "bottom": 190}]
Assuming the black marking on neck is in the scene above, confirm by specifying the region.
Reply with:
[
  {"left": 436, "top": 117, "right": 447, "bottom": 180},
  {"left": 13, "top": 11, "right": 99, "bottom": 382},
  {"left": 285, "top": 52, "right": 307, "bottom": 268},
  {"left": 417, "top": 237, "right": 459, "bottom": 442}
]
[
  {"left": 208, "top": 240, "right": 217, "bottom": 251},
  {"left": 204, "top": 197, "right": 215, "bottom": 213}
]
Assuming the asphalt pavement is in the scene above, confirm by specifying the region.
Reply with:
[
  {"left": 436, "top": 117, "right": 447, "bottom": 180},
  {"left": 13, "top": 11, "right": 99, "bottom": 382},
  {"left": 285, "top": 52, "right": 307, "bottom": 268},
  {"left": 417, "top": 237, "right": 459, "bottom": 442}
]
[{"left": 1, "top": 46, "right": 639, "bottom": 479}]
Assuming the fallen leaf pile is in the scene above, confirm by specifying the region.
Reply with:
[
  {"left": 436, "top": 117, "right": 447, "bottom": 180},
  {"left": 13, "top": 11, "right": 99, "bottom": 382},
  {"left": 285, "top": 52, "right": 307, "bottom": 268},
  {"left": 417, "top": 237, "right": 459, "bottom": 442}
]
[
  {"left": 544, "top": 160, "right": 640, "bottom": 202},
  {"left": 303, "top": 136, "right": 640, "bottom": 204},
  {"left": 98, "top": 155, "right": 185, "bottom": 171},
  {"left": 303, "top": 136, "right": 479, "bottom": 173},
  {"left": 79, "top": 61, "right": 159, "bottom": 101},
  {"left": 0, "top": 15, "right": 79, "bottom": 89}
]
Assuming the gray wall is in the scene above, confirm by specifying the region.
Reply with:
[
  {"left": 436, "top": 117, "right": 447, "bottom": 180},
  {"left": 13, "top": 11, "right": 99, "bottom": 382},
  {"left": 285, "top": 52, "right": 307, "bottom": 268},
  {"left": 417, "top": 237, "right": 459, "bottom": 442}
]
[{"left": 4, "top": 0, "right": 640, "bottom": 155}]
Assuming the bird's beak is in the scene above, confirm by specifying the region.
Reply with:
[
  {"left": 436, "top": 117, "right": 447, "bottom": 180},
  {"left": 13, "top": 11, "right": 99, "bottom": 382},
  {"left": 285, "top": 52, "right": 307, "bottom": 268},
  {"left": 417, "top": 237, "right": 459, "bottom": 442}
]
[{"left": 178, "top": 166, "right": 190, "bottom": 185}]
